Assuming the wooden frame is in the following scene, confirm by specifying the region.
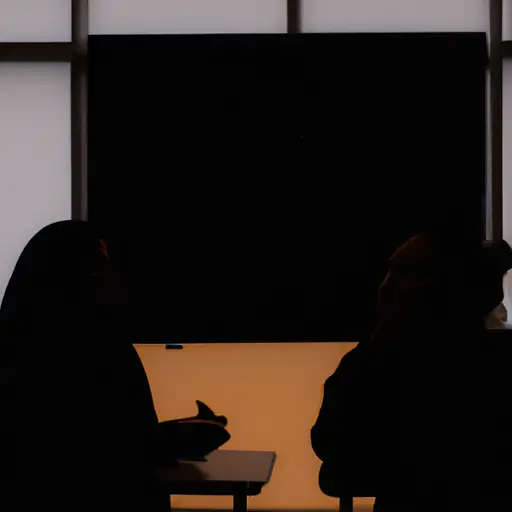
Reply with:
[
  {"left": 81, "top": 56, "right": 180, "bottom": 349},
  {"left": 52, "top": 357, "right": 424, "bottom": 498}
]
[
  {"left": 287, "top": 0, "right": 302, "bottom": 34},
  {"left": 0, "top": 42, "right": 72, "bottom": 61},
  {"left": 0, "top": 0, "right": 89, "bottom": 221},
  {"left": 71, "top": 0, "right": 89, "bottom": 221}
]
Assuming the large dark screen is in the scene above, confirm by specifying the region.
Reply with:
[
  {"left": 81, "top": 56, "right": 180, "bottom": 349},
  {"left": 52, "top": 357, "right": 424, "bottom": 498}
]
[{"left": 88, "top": 33, "right": 487, "bottom": 342}]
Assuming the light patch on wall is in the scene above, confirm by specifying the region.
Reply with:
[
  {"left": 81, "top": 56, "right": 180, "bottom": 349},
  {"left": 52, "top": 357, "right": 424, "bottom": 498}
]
[
  {"left": 136, "top": 342, "right": 364, "bottom": 510},
  {"left": 0, "top": 64, "right": 71, "bottom": 302},
  {"left": 0, "top": 0, "right": 70, "bottom": 41},
  {"left": 89, "top": 0, "right": 287, "bottom": 35},
  {"left": 303, "top": 0, "right": 488, "bottom": 33}
]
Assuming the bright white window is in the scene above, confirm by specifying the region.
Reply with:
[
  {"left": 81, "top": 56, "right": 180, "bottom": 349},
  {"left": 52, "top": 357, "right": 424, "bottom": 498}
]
[
  {"left": 303, "top": 0, "right": 489, "bottom": 33},
  {"left": 0, "top": 0, "right": 71, "bottom": 42},
  {"left": 504, "top": 1, "right": 512, "bottom": 41},
  {"left": 0, "top": 64, "right": 71, "bottom": 302},
  {"left": 89, "top": 0, "right": 287, "bottom": 34}
]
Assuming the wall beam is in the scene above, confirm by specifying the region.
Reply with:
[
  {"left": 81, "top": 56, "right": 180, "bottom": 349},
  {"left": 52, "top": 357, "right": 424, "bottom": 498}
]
[{"left": 71, "top": 0, "right": 89, "bottom": 220}]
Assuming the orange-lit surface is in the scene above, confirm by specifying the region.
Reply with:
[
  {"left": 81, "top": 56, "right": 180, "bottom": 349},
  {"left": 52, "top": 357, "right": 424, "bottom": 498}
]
[{"left": 136, "top": 342, "right": 378, "bottom": 510}]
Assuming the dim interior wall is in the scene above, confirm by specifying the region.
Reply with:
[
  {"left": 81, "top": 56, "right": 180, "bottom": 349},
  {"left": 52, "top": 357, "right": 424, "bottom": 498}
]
[{"left": 135, "top": 342, "right": 377, "bottom": 510}]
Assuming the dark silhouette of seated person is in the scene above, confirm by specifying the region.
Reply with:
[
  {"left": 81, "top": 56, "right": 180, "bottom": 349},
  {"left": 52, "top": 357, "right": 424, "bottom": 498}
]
[
  {"left": 0, "top": 221, "right": 228, "bottom": 512},
  {"left": 311, "top": 233, "right": 511, "bottom": 511}
]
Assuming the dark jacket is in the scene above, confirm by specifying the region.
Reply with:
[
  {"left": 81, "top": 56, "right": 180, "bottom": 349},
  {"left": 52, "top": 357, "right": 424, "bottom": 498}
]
[
  {"left": 311, "top": 328, "right": 512, "bottom": 503},
  {"left": 311, "top": 342, "right": 403, "bottom": 496},
  {"left": 310, "top": 233, "right": 512, "bottom": 502}
]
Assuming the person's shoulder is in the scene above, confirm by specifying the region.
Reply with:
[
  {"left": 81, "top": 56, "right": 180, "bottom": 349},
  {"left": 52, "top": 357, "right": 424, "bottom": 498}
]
[
  {"left": 325, "top": 345, "right": 364, "bottom": 381},
  {"left": 329, "top": 341, "right": 394, "bottom": 379}
]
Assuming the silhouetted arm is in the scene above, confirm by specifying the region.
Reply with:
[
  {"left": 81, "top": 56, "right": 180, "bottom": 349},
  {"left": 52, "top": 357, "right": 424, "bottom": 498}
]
[{"left": 311, "top": 344, "right": 399, "bottom": 470}]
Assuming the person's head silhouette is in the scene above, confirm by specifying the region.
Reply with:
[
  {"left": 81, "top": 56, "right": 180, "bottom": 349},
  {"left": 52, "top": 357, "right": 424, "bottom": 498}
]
[
  {"left": 372, "top": 231, "right": 483, "bottom": 347},
  {"left": 377, "top": 234, "right": 435, "bottom": 315},
  {"left": 0, "top": 220, "right": 116, "bottom": 345}
]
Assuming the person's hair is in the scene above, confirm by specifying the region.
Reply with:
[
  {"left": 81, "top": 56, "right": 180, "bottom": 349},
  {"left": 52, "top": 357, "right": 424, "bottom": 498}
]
[
  {"left": 384, "top": 231, "right": 508, "bottom": 322},
  {"left": 389, "top": 230, "right": 481, "bottom": 287},
  {"left": 0, "top": 220, "right": 111, "bottom": 343}
]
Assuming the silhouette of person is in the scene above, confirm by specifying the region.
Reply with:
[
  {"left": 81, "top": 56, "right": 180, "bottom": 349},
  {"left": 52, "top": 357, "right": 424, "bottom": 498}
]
[
  {"left": 0, "top": 220, "right": 170, "bottom": 512},
  {"left": 311, "top": 232, "right": 496, "bottom": 511}
]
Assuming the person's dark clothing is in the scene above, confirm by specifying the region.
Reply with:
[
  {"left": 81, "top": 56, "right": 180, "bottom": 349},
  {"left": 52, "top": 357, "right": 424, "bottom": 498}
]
[
  {"left": 311, "top": 333, "right": 500, "bottom": 510},
  {"left": 0, "top": 221, "right": 169, "bottom": 512},
  {"left": 311, "top": 233, "right": 511, "bottom": 510}
]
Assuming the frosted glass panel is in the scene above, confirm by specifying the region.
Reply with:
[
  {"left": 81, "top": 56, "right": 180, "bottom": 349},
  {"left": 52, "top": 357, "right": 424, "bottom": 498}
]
[
  {"left": 0, "top": 64, "right": 71, "bottom": 302},
  {"left": 0, "top": 0, "right": 71, "bottom": 41},
  {"left": 89, "top": 0, "right": 286, "bottom": 34},
  {"left": 504, "top": 0, "right": 512, "bottom": 41},
  {"left": 303, "top": 0, "right": 488, "bottom": 33}
]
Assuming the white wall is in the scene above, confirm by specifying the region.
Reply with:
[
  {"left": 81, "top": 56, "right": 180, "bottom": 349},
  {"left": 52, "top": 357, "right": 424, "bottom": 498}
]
[
  {"left": 0, "top": 0, "right": 71, "bottom": 41},
  {"left": 0, "top": 5, "right": 72, "bottom": 303},
  {"left": 0, "top": 64, "right": 71, "bottom": 301},
  {"left": 504, "top": 0, "right": 512, "bottom": 41},
  {"left": 1, "top": 2, "right": 511, "bottom": 510},
  {"left": 89, "top": 0, "right": 287, "bottom": 34},
  {"left": 303, "top": 0, "right": 489, "bottom": 32}
]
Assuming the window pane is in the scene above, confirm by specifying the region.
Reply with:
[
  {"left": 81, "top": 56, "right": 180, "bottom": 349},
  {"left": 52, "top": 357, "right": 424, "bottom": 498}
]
[
  {"left": 504, "top": 0, "right": 512, "bottom": 41},
  {"left": 0, "top": 64, "right": 71, "bottom": 301},
  {"left": 89, "top": 0, "right": 286, "bottom": 34},
  {"left": 0, "top": 0, "right": 71, "bottom": 42},
  {"left": 303, "top": 0, "right": 488, "bottom": 33}
]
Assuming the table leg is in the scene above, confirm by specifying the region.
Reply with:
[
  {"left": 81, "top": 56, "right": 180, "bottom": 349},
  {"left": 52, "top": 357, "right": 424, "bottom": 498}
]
[
  {"left": 233, "top": 492, "right": 248, "bottom": 512},
  {"left": 339, "top": 497, "right": 353, "bottom": 512}
]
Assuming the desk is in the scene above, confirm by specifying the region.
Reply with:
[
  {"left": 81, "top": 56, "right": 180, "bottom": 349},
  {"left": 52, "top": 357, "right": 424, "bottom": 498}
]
[{"left": 155, "top": 449, "right": 276, "bottom": 512}]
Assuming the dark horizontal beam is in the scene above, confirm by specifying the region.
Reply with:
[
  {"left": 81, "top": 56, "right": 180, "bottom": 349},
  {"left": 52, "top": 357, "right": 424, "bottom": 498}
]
[
  {"left": 0, "top": 42, "right": 73, "bottom": 62},
  {"left": 2, "top": 37, "right": 505, "bottom": 60},
  {"left": 502, "top": 41, "right": 512, "bottom": 59}
]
